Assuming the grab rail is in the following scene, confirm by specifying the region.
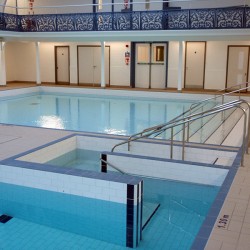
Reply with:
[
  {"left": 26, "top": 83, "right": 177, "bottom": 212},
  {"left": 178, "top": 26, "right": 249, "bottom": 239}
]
[
  {"left": 100, "top": 158, "right": 127, "bottom": 175},
  {"left": 112, "top": 99, "right": 250, "bottom": 165},
  {"left": 112, "top": 83, "right": 250, "bottom": 153}
]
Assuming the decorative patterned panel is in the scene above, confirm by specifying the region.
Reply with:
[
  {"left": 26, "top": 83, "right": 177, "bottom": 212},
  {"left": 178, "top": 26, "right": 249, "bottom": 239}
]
[
  {"left": 113, "top": 12, "right": 131, "bottom": 30},
  {"left": 20, "top": 16, "right": 37, "bottom": 31},
  {"left": 75, "top": 14, "right": 94, "bottom": 31},
  {"left": 246, "top": 8, "right": 250, "bottom": 28},
  {"left": 96, "top": 13, "right": 112, "bottom": 31},
  {"left": 140, "top": 12, "right": 163, "bottom": 30},
  {"left": 132, "top": 12, "right": 140, "bottom": 30},
  {"left": 190, "top": 9, "right": 215, "bottom": 29},
  {"left": 57, "top": 15, "right": 75, "bottom": 31},
  {"left": 216, "top": 8, "right": 244, "bottom": 28},
  {"left": 4, "top": 14, "right": 19, "bottom": 31},
  {"left": 36, "top": 15, "right": 56, "bottom": 32},
  {"left": 167, "top": 10, "right": 189, "bottom": 29}
]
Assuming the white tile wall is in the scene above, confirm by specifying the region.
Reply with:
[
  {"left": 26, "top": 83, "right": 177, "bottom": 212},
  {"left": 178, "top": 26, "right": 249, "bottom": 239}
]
[
  {"left": 106, "top": 155, "right": 228, "bottom": 186},
  {"left": 0, "top": 164, "right": 128, "bottom": 204}
]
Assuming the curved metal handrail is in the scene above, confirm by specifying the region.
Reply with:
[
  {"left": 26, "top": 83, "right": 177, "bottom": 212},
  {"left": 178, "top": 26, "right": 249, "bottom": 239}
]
[
  {"left": 111, "top": 82, "right": 250, "bottom": 152},
  {"left": 112, "top": 99, "right": 250, "bottom": 165}
]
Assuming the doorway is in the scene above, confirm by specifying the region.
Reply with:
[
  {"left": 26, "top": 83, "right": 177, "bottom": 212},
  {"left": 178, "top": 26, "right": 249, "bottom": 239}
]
[
  {"left": 184, "top": 42, "right": 206, "bottom": 89},
  {"left": 77, "top": 45, "right": 110, "bottom": 86},
  {"left": 135, "top": 43, "right": 167, "bottom": 89},
  {"left": 55, "top": 46, "right": 70, "bottom": 84},
  {"left": 226, "top": 46, "right": 250, "bottom": 90}
]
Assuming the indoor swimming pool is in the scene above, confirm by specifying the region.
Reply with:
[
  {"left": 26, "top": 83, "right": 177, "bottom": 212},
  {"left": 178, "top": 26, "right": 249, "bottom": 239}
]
[
  {"left": 0, "top": 91, "right": 197, "bottom": 135},
  {"left": 0, "top": 87, "right": 239, "bottom": 249}
]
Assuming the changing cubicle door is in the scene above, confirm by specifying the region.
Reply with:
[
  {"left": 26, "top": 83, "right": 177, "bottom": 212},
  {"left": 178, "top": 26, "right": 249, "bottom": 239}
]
[
  {"left": 184, "top": 42, "right": 206, "bottom": 89},
  {"left": 55, "top": 46, "right": 70, "bottom": 84},
  {"left": 226, "top": 46, "right": 249, "bottom": 90},
  {"left": 78, "top": 46, "right": 110, "bottom": 86}
]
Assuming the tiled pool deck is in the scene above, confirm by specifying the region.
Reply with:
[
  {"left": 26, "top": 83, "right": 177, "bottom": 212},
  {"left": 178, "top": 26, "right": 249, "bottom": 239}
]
[{"left": 0, "top": 83, "right": 249, "bottom": 249}]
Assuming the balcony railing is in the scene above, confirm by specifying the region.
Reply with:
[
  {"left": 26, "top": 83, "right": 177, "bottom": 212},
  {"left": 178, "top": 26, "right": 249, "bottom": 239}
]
[{"left": 0, "top": 6, "right": 249, "bottom": 32}]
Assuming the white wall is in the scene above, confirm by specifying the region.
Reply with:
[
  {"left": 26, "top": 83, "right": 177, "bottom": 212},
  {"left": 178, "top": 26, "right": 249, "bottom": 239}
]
[
  {"left": 5, "top": 41, "right": 131, "bottom": 86},
  {"left": 5, "top": 40, "right": 250, "bottom": 89}
]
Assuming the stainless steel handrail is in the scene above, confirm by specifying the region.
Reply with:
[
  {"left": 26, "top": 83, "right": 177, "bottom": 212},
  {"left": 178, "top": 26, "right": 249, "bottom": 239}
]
[
  {"left": 112, "top": 100, "right": 250, "bottom": 165},
  {"left": 100, "top": 158, "right": 127, "bottom": 175},
  {"left": 120, "top": 84, "right": 250, "bottom": 152}
]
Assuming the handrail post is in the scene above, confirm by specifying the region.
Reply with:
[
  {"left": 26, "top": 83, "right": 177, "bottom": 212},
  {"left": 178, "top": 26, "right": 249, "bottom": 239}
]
[
  {"left": 170, "top": 127, "right": 174, "bottom": 159},
  {"left": 182, "top": 121, "right": 186, "bottom": 161}
]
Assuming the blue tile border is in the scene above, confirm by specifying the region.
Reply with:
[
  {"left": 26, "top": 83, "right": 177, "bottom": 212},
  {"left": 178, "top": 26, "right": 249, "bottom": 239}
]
[{"left": 190, "top": 146, "right": 242, "bottom": 250}]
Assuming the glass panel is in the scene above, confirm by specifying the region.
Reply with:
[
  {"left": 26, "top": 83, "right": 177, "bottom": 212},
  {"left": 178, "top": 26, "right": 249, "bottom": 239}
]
[
  {"left": 153, "top": 45, "right": 164, "bottom": 63},
  {"left": 137, "top": 45, "right": 150, "bottom": 63}
]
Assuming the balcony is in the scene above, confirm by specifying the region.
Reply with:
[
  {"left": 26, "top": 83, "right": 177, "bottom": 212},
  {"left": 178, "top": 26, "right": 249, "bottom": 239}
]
[{"left": 0, "top": 6, "right": 249, "bottom": 33}]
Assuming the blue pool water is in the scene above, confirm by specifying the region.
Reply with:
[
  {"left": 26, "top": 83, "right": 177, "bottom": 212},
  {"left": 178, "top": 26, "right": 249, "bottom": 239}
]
[
  {"left": 46, "top": 149, "right": 100, "bottom": 171},
  {"left": 0, "top": 177, "right": 219, "bottom": 249},
  {"left": 0, "top": 93, "right": 193, "bottom": 135}
]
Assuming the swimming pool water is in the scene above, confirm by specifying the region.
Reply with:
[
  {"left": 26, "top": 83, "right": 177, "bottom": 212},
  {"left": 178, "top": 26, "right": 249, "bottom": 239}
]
[
  {"left": 0, "top": 177, "right": 219, "bottom": 249},
  {"left": 46, "top": 149, "right": 100, "bottom": 171},
  {"left": 0, "top": 93, "right": 193, "bottom": 135}
]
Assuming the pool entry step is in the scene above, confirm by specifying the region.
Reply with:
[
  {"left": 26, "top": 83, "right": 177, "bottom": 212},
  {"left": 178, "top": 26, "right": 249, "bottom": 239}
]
[
  {"left": 142, "top": 202, "right": 160, "bottom": 230},
  {"left": 0, "top": 214, "right": 13, "bottom": 224}
]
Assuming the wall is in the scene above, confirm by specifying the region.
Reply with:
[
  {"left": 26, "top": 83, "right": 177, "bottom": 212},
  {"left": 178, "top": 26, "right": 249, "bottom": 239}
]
[
  {"left": 5, "top": 40, "right": 250, "bottom": 90},
  {"left": 5, "top": 41, "right": 131, "bottom": 86}
]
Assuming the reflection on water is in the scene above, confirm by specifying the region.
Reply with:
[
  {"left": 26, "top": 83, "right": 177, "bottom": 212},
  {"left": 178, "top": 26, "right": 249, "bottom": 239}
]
[{"left": 0, "top": 93, "right": 192, "bottom": 135}]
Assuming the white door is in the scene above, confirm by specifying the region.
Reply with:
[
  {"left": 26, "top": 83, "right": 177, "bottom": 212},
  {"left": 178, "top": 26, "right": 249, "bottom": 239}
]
[
  {"left": 135, "top": 43, "right": 150, "bottom": 88},
  {"left": 78, "top": 46, "right": 110, "bottom": 86},
  {"left": 151, "top": 43, "right": 166, "bottom": 89},
  {"left": 56, "top": 47, "right": 70, "bottom": 84},
  {"left": 135, "top": 43, "right": 166, "bottom": 89},
  {"left": 227, "top": 46, "right": 249, "bottom": 89},
  {"left": 185, "top": 42, "right": 206, "bottom": 89}
]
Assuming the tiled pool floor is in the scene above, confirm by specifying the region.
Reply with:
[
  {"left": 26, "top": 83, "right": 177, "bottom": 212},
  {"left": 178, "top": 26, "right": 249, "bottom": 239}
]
[{"left": 0, "top": 217, "right": 125, "bottom": 250}]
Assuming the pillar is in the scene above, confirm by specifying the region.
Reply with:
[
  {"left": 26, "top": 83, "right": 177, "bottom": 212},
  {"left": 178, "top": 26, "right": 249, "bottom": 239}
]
[
  {"left": 101, "top": 41, "right": 106, "bottom": 88},
  {"left": 35, "top": 41, "right": 41, "bottom": 85}
]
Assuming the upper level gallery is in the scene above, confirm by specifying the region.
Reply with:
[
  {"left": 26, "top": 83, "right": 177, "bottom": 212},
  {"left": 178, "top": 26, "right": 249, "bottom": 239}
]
[{"left": 0, "top": 0, "right": 250, "bottom": 34}]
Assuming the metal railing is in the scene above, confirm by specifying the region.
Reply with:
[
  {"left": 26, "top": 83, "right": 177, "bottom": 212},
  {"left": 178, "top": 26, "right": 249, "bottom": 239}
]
[
  {"left": 112, "top": 99, "right": 250, "bottom": 165},
  {"left": 0, "top": 5, "right": 249, "bottom": 32},
  {"left": 112, "top": 83, "right": 250, "bottom": 152},
  {"left": 100, "top": 158, "right": 127, "bottom": 174}
]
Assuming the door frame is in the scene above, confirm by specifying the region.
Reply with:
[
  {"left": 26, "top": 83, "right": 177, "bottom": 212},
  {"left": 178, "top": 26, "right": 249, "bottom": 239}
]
[
  {"left": 77, "top": 45, "right": 110, "bottom": 86},
  {"left": 131, "top": 41, "right": 168, "bottom": 88},
  {"left": 55, "top": 46, "right": 70, "bottom": 85},
  {"left": 225, "top": 45, "right": 250, "bottom": 90},
  {"left": 184, "top": 41, "right": 207, "bottom": 89}
]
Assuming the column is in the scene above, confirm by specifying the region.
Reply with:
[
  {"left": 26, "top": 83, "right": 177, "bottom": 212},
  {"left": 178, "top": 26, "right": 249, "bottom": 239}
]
[
  {"left": 35, "top": 41, "right": 41, "bottom": 85},
  {"left": 177, "top": 41, "right": 184, "bottom": 91},
  {"left": 101, "top": 41, "right": 106, "bottom": 88},
  {"left": 0, "top": 41, "right": 6, "bottom": 86}
]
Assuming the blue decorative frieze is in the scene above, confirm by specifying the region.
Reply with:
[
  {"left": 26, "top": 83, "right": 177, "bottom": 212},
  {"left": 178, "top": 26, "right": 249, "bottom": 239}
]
[
  {"left": 113, "top": 12, "right": 131, "bottom": 30},
  {"left": 57, "top": 15, "right": 75, "bottom": 31},
  {"left": 36, "top": 15, "right": 57, "bottom": 32},
  {"left": 245, "top": 8, "right": 250, "bottom": 28},
  {"left": 96, "top": 13, "right": 112, "bottom": 31},
  {"left": 132, "top": 12, "right": 140, "bottom": 30},
  {"left": 190, "top": 9, "right": 215, "bottom": 29},
  {"left": 0, "top": 6, "right": 249, "bottom": 33},
  {"left": 75, "top": 14, "right": 94, "bottom": 31},
  {"left": 4, "top": 13, "right": 19, "bottom": 31},
  {"left": 167, "top": 10, "right": 189, "bottom": 29},
  {"left": 216, "top": 8, "right": 244, "bottom": 28},
  {"left": 141, "top": 12, "right": 163, "bottom": 30}
]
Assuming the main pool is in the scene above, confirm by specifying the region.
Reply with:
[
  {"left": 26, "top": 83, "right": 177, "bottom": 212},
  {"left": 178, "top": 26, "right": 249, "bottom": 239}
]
[{"left": 0, "top": 92, "right": 195, "bottom": 134}]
